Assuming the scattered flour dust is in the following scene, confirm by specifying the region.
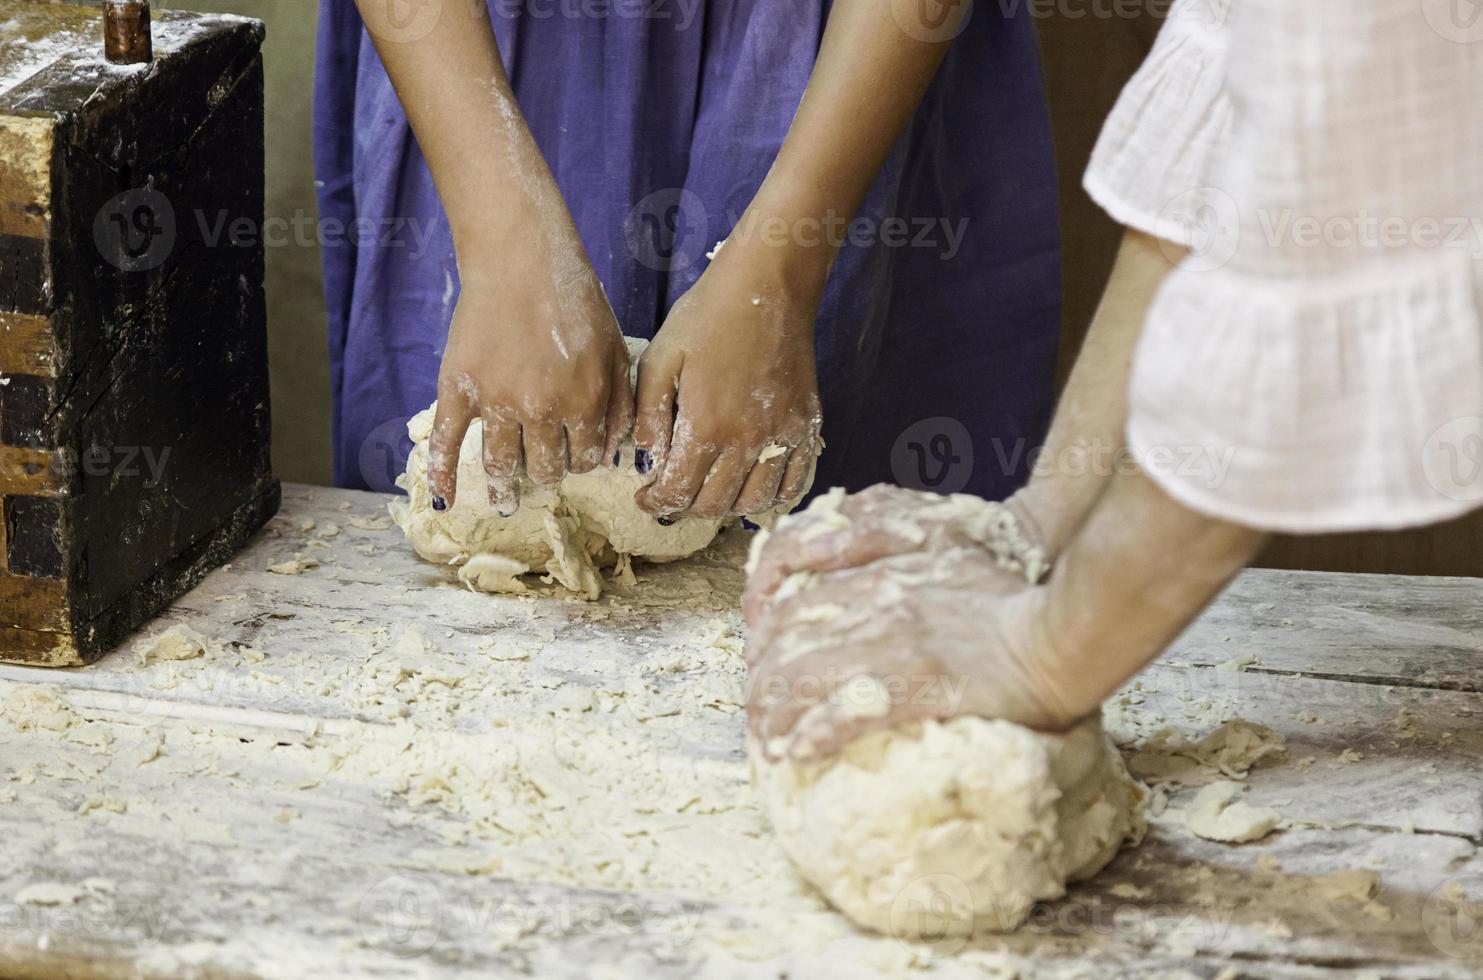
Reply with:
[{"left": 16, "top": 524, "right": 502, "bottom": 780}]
[
  {"left": 1, "top": 484, "right": 1359, "bottom": 973},
  {"left": 0, "top": 8, "right": 253, "bottom": 96}
]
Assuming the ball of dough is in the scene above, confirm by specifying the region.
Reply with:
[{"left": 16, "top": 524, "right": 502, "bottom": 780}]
[
  {"left": 389, "top": 340, "right": 722, "bottom": 598},
  {"left": 390, "top": 337, "right": 813, "bottom": 598},
  {"left": 750, "top": 715, "right": 1146, "bottom": 937}
]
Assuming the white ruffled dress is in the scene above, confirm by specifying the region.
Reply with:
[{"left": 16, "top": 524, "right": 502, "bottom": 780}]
[{"left": 1084, "top": 0, "right": 1483, "bottom": 532}]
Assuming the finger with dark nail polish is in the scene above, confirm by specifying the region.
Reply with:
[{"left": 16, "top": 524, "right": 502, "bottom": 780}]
[
  {"left": 432, "top": 496, "right": 448, "bottom": 512},
  {"left": 657, "top": 516, "right": 675, "bottom": 527},
  {"left": 635, "top": 449, "right": 653, "bottom": 474}
]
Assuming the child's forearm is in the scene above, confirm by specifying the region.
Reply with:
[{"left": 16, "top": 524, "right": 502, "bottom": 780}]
[
  {"left": 727, "top": 0, "right": 963, "bottom": 298},
  {"left": 354, "top": 0, "right": 557, "bottom": 261}
]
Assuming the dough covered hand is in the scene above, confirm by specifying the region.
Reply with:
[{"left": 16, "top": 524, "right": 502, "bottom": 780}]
[
  {"left": 633, "top": 249, "right": 822, "bottom": 522},
  {"left": 429, "top": 234, "right": 633, "bottom": 517},
  {"left": 744, "top": 506, "right": 1076, "bottom": 763},
  {"left": 391, "top": 339, "right": 729, "bottom": 601},
  {"left": 356, "top": 0, "right": 635, "bottom": 517},
  {"left": 742, "top": 485, "right": 1049, "bottom": 623}
]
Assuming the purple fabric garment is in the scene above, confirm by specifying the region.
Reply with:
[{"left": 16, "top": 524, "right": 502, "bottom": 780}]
[{"left": 313, "top": 0, "right": 1061, "bottom": 502}]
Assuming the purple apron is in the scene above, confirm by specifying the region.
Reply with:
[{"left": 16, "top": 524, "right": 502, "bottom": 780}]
[{"left": 314, "top": 0, "right": 1061, "bottom": 501}]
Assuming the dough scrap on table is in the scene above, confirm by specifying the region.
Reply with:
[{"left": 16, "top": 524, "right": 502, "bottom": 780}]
[
  {"left": 1176, "top": 780, "right": 1281, "bottom": 843},
  {"left": 14, "top": 882, "right": 88, "bottom": 906},
  {"left": 134, "top": 626, "right": 213, "bottom": 665},
  {"left": 751, "top": 715, "right": 1147, "bottom": 937},
  {"left": 391, "top": 338, "right": 812, "bottom": 599}
]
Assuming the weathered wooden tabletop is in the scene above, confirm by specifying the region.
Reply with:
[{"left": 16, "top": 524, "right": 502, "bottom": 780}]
[{"left": 2, "top": 484, "right": 1481, "bottom": 979}]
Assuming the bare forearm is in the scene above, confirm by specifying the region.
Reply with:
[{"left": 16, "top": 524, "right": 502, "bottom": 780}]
[
  {"left": 354, "top": 0, "right": 551, "bottom": 259},
  {"left": 727, "top": 0, "right": 961, "bottom": 293},
  {"left": 1013, "top": 230, "right": 1185, "bottom": 554},
  {"left": 1030, "top": 470, "right": 1267, "bottom": 723}
]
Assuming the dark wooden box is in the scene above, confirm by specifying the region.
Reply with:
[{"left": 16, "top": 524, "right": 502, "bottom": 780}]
[{"left": 0, "top": 1, "right": 278, "bottom": 665}]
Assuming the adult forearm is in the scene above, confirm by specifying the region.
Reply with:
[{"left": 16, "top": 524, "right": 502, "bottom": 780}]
[
  {"left": 1029, "top": 470, "right": 1267, "bottom": 724},
  {"left": 1012, "top": 230, "right": 1185, "bottom": 555}
]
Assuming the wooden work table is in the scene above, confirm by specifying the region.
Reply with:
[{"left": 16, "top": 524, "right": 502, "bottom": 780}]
[{"left": 1, "top": 484, "right": 1481, "bottom": 978}]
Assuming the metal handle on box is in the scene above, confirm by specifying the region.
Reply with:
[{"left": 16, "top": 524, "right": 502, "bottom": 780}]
[{"left": 103, "top": 0, "right": 152, "bottom": 65}]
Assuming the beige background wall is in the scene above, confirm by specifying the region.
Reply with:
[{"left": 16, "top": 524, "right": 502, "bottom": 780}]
[{"left": 177, "top": 0, "right": 333, "bottom": 485}]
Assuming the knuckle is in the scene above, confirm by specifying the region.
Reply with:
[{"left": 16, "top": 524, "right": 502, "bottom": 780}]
[
  {"left": 651, "top": 488, "right": 693, "bottom": 511},
  {"left": 482, "top": 450, "right": 517, "bottom": 478},
  {"left": 737, "top": 494, "right": 771, "bottom": 517},
  {"left": 691, "top": 500, "right": 726, "bottom": 520},
  {"left": 520, "top": 398, "right": 561, "bottom": 426},
  {"left": 437, "top": 372, "right": 479, "bottom": 408},
  {"left": 569, "top": 448, "right": 603, "bottom": 473}
]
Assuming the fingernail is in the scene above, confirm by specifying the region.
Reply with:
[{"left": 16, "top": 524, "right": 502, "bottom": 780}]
[
  {"left": 432, "top": 496, "right": 447, "bottom": 512},
  {"left": 635, "top": 449, "right": 653, "bottom": 474},
  {"left": 498, "top": 507, "right": 517, "bottom": 518},
  {"left": 657, "top": 516, "right": 675, "bottom": 527},
  {"left": 612, "top": 450, "right": 621, "bottom": 468}
]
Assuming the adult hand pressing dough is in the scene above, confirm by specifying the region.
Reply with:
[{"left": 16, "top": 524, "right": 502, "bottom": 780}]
[
  {"left": 393, "top": 338, "right": 814, "bottom": 599},
  {"left": 744, "top": 489, "right": 1146, "bottom": 936}
]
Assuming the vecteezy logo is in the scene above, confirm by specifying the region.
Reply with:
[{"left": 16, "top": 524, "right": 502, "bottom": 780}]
[
  {"left": 358, "top": 874, "right": 445, "bottom": 955},
  {"left": 94, "top": 187, "right": 175, "bottom": 272},
  {"left": 1423, "top": 875, "right": 1483, "bottom": 959},
  {"left": 623, "top": 187, "right": 710, "bottom": 273},
  {"left": 890, "top": 0, "right": 973, "bottom": 43},
  {"left": 1422, "top": 416, "right": 1483, "bottom": 504},
  {"left": 1154, "top": 186, "right": 1240, "bottom": 271},
  {"left": 1421, "top": 0, "right": 1483, "bottom": 43},
  {"left": 888, "top": 874, "right": 973, "bottom": 956},
  {"left": 891, "top": 417, "right": 973, "bottom": 494},
  {"left": 364, "top": 0, "right": 443, "bottom": 43},
  {"left": 359, "top": 417, "right": 415, "bottom": 494}
]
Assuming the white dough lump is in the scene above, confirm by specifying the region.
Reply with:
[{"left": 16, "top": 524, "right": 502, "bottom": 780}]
[
  {"left": 751, "top": 714, "right": 1146, "bottom": 937},
  {"left": 391, "top": 338, "right": 806, "bottom": 599}
]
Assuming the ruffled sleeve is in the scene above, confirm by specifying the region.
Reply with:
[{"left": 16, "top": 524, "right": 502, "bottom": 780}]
[
  {"left": 1123, "top": 0, "right": 1483, "bottom": 533},
  {"left": 1083, "top": 0, "right": 1233, "bottom": 246}
]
